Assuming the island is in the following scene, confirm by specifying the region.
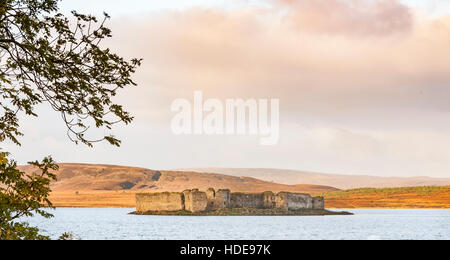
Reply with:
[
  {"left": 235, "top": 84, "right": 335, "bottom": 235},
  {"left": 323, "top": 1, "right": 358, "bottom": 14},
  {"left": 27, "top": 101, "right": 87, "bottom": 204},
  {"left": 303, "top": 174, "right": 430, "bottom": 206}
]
[{"left": 130, "top": 188, "right": 352, "bottom": 216}]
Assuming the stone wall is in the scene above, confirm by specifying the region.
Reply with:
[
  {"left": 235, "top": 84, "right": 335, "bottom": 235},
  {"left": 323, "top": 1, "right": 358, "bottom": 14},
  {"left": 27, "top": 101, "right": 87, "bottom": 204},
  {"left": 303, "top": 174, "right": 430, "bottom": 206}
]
[
  {"left": 136, "top": 192, "right": 184, "bottom": 212},
  {"left": 206, "top": 188, "right": 231, "bottom": 210},
  {"left": 275, "top": 192, "right": 288, "bottom": 210},
  {"left": 183, "top": 189, "right": 208, "bottom": 213},
  {"left": 230, "top": 193, "right": 265, "bottom": 208},
  {"left": 276, "top": 193, "right": 317, "bottom": 210},
  {"left": 135, "top": 189, "right": 325, "bottom": 213},
  {"left": 287, "top": 193, "right": 313, "bottom": 210},
  {"left": 313, "top": 197, "right": 325, "bottom": 210},
  {"left": 263, "top": 191, "right": 276, "bottom": 208},
  {"left": 206, "top": 188, "right": 216, "bottom": 210}
]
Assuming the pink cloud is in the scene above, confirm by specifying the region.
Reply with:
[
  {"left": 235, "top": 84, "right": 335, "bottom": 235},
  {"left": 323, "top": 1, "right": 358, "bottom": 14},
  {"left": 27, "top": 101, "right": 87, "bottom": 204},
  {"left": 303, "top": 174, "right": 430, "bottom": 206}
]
[
  {"left": 275, "top": 0, "right": 413, "bottom": 36},
  {"left": 109, "top": 3, "right": 450, "bottom": 115}
]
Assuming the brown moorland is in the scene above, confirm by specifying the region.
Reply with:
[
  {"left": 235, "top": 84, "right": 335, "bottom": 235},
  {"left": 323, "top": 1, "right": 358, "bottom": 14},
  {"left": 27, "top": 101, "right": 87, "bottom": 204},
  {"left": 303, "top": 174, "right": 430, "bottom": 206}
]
[{"left": 319, "top": 186, "right": 450, "bottom": 209}]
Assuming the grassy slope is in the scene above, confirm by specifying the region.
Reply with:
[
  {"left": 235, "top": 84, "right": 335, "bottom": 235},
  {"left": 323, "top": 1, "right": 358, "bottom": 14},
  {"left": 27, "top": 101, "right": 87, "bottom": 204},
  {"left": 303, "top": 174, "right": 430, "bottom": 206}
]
[
  {"left": 49, "top": 191, "right": 138, "bottom": 208},
  {"left": 318, "top": 186, "right": 450, "bottom": 209}
]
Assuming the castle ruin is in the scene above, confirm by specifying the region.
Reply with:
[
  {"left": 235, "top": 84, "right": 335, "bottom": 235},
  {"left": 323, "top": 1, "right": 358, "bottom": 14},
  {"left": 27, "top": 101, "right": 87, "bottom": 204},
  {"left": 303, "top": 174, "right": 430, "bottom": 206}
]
[{"left": 136, "top": 188, "right": 325, "bottom": 213}]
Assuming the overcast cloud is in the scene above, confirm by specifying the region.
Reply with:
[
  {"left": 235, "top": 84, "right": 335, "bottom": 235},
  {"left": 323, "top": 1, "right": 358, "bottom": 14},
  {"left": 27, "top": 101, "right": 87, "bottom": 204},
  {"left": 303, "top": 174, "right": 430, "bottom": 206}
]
[{"left": 4, "top": 0, "right": 450, "bottom": 178}]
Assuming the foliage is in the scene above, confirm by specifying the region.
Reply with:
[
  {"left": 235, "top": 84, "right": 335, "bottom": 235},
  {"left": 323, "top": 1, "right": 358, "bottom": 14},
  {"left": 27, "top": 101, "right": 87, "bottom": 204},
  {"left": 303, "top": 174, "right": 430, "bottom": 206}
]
[
  {"left": 0, "top": 0, "right": 140, "bottom": 240},
  {"left": 58, "top": 232, "right": 76, "bottom": 240},
  {"left": 0, "top": 0, "right": 141, "bottom": 146},
  {"left": 0, "top": 153, "right": 58, "bottom": 240}
]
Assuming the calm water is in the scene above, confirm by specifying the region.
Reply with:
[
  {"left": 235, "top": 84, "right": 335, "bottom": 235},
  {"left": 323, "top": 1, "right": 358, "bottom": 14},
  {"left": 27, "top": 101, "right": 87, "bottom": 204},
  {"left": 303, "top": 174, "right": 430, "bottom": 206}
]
[{"left": 22, "top": 208, "right": 450, "bottom": 240}]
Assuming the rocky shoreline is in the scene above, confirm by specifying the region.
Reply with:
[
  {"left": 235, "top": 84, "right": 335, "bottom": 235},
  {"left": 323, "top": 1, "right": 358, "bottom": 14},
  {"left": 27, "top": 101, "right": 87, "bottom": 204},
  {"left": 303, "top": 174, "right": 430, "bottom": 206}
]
[{"left": 129, "top": 208, "right": 353, "bottom": 216}]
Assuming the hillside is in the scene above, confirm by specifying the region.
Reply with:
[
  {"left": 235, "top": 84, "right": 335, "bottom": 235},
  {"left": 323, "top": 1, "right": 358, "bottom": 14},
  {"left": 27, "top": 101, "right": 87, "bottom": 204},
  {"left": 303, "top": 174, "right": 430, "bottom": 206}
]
[
  {"left": 16, "top": 163, "right": 339, "bottom": 208},
  {"left": 181, "top": 168, "right": 450, "bottom": 190},
  {"left": 17, "top": 164, "right": 450, "bottom": 209},
  {"left": 18, "top": 163, "right": 338, "bottom": 193},
  {"left": 319, "top": 186, "right": 450, "bottom": 209}
]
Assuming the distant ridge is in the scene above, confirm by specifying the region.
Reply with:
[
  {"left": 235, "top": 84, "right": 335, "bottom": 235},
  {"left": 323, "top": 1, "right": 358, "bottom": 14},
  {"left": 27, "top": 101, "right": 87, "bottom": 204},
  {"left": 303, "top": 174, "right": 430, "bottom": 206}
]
[
  {"left": 179, "top": 168, "right": 450, "bottom": 190},
  {"left": 18, "top": 163, "right": 338, "bottom": 194}
]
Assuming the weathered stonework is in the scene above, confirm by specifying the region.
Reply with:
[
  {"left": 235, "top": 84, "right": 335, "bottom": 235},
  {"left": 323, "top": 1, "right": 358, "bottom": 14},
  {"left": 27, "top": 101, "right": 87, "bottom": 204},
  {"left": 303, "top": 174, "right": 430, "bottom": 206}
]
[
  {"left": 276, "top": 193, "right": 325, "bottom": 210},
  {"left": 136, "top": 192, "right": 184, "bottom": 212},
  {"left": 206, "top": 188, "right": 216, "bottom": 210},
  {"left": 183, "top": 189, "right": 208, "bottom": 213},
  {"left": 313, "top": 196, "right": 325, "bottom": 210},
  {"left": 263, "top": 191, "right": 275, "bottom": 208},
  {"left": 275, "top": 192, "right": 288, "bottom": 210},
  {"left": 283, "top": 193, "right": 313, "bottom": 210},
  {"left": 135, "top": 188, "right": 325, "bottom": 213},
  {"left": 230, "top": 193, "right": 265, "bottom": 209},
  {"left": 206, "top": 188, "right": 231, "bottom": 210}
]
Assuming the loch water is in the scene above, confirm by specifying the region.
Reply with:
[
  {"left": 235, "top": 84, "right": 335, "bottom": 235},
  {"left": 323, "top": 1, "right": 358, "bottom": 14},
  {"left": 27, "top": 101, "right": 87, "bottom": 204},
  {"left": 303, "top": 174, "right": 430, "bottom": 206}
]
[{"left": 22, "top": 208, "right": 450, "bottom": 240}]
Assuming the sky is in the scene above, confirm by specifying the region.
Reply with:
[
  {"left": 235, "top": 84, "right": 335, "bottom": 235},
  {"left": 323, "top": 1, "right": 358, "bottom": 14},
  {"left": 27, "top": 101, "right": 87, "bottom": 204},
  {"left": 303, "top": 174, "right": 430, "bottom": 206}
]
[
  {"left": 57, "top": 0, "right": 450, "bottom": 17},
  {"left": 4, "top": 0, "right": 450, "bottom": 178}
]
